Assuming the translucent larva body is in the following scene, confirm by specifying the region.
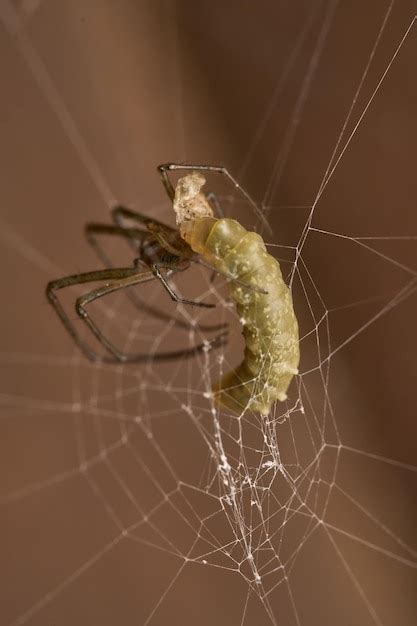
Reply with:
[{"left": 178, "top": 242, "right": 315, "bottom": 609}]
[{"left": 174, "top": 173, "right": 300, "bottom": 415}]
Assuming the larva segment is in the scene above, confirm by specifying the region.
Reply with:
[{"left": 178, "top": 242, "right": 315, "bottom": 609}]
[{"left": 174, "top": 173, "right": 300, "bottom": 415}]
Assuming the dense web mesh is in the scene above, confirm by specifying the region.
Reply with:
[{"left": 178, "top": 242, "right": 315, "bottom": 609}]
[{"left": 1, "top": 2, "right": 416, "bottom": 625}]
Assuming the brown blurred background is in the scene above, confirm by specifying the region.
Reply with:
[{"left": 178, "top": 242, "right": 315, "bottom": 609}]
[{"left": 1, "top": 1, "right": 416, "bottom": 625}]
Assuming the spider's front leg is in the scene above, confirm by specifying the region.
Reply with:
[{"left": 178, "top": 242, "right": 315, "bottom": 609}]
[{"left": 158, "top": 162, "right": 271, "bottom": 233}]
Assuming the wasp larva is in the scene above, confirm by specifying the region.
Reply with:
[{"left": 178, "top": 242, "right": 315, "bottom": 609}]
[{"left": 173, "top": 172, "right": 300, "bottom": 415}]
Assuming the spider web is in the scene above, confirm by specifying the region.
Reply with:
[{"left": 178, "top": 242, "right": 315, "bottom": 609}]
[{"left": 1, "top": 2, "right": 416, "bottom": 625}]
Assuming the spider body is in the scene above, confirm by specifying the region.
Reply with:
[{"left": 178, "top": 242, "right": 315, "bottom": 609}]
[
  {"left": 46, "top": 163, "right": 299, "bottom": 415},
  {"left": 143, "top": 220, "right": 193, "bottom": 262}
]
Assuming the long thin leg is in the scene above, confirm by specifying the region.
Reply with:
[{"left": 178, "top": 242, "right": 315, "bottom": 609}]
[
  {"left": 157, "top": 165, "right": 175, "bottom": 201},
  {"left": 157, "top": 163, "right": 271, "bottom": 233},
  {"left": 76, "top": 271, "right": 225, "bottom": 361},
  {"left": 47, "top": 268, "right": 227, "bottom": 363},
  {"left": 85, "top": 222, "right": 148, "bottom": 263},
  {"left": 111, "top": 205, "right": 174, "bottom": 233},
  {"left": 152, "top": 265, "right": 214, "bottom": 308},
  {"left": 47, "top": 268, "right": 141, "bottom": 362}
]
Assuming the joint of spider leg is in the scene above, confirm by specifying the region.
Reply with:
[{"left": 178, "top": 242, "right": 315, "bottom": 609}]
[
  {"left": 45, "top": 284, "right": 57, "bottom": 302},
  {"left": 157, "top": 163, "right": 177, "bottom": 174},
  {"left": 75, "top": 300, "right": 88, "bottom": 319}
]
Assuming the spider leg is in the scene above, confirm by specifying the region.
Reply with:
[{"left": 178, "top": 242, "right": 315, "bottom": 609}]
[
  {"left": 85, "top": 222, "right": 148, "bottom": 263},
  {"left": 111, "top": 205, "right": 174, "bottom": 233},
  {"left": 85, "top": 222, "right": 225, "bottom": 330},
  {"left": 157, "top": 165, "right": 175, "bottom": 201},
  {"left": 152, "top": 264, "right": 215, "bottom": 309},
  {"left": 47, "top": 267, "right": 140, "bottom": 361},
  {"left": 157, "top": 163, "right": 271, "bottom": 233},
  {"left": 46, "top": 267, "right": 227, "bottom": 363}
]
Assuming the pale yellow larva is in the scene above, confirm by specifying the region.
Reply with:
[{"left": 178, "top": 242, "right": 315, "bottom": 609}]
[{"left": 173, "top": 173, "right": 300, "bottom": 415}]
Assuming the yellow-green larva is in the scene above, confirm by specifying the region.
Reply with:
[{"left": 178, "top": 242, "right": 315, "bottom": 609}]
[{"left": 173, "top": 172, "right": 300, "bottom": 415}]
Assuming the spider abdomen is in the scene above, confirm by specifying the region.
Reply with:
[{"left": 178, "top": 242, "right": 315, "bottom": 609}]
[{"left": 181, "top": 217, "right": 300, "bottom": 415}]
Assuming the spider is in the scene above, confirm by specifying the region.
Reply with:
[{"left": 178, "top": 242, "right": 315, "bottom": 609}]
[{"left": 46, "top": 163, "right": 264, "bottom": 364}]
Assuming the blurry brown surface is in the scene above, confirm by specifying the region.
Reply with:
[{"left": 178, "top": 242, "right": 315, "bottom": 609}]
[{"left": 1, "top": 1, "right": 416, "bottom": 625}]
